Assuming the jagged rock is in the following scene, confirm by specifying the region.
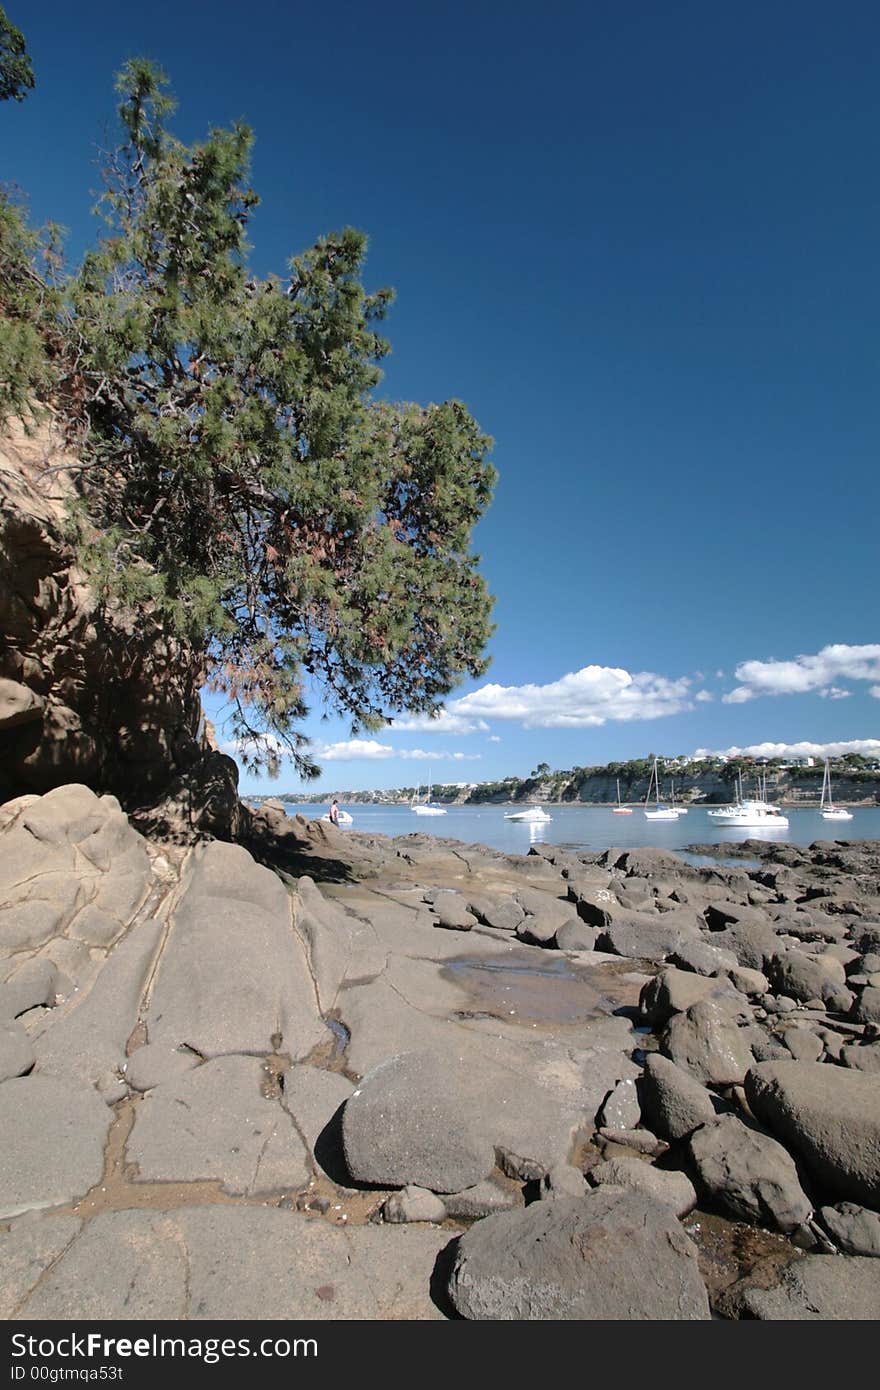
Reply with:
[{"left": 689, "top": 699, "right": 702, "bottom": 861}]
[
  {"left": 131, "top": 750, "right": 244, "bottom": 842},
  {"left": 589, "top": 1156, "right": 697, "bottom": 1216},
  {"left": 688, "top": 1114, "right": 813, "bottom": 1232},
  {"left": 0, "top": 1074, "right": 113, "bottom": 1218},
  {"left": 448, "top": 1189, "right": 710, "bottom": 1320},
  {"left": 662, "top": 999, "right": 754, "bottom": 1086},
  {"left": 382, "top": 1186, "right": 447, "bottom": 1224},
  {"left": 640, "top": 1053, "right": 718, "bottom": 1141},
  {"left": 719, "top": 1254, "right": 880, "bottom": 1320},
  {"left": 818, "top": 1202, "right": 880, "bottom": 1256},
  {"left": 746, "top": 1061, "right": 880, "bottom": 1207}
]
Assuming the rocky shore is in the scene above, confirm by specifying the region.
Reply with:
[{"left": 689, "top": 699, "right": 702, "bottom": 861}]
[{"left": 1, "top": 786, "right": 879, "bottom": 1320}]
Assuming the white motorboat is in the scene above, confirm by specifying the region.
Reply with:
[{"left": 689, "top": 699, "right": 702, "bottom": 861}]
[
  {"left": 644, "top": 758, "right": 679, "bottom": 821},
  {"left": 321, "top": 807, "right": 353, "bottom": 825},
  {"left": 504, "top": 806, "right": 552, "bottom": 822},
  {"left": 670, "top": 778, "right": 688, "bottom": 815},
  {"left": 612, "top": 778, "right": 633, "bottom": 814},
  {"left": 708, "top": 773, "right": 788, "bottom": 828},
  {"left": 411, "top": 777, "right": 447, "bottom": 816},
  {"left": 819, "top": 758, "right": 853, "bottom": 821}
]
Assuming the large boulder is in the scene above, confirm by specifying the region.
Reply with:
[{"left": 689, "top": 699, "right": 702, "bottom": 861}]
[
  {"left": 448, "top": 1189, "right": 710, "bottom": 1319},
  {"left": 746, "top": 1061, "right": 880, "bottom": 1208},
  {"left": 688, "top": 1114, "right": 813, "bottom": 1232}
]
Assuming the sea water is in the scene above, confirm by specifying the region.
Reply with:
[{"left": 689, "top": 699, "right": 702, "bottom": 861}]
[{"left": 281, "top": 802, "right": 880, "bottom": 857}]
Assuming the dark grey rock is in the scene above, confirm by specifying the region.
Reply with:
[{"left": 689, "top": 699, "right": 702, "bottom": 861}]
[
  {"left": 539, "top": 1163, "right": 588, "bottom": 1200},
  {"left": 590, "top": 1156, "right": 697, "bottom": 1216},
  {"left": 746, "top": 1060, "right": 880, "bottom": 1207},
  {"left": 448, "top": 1189, "right": 710, "bottom": 1320},
  {"left": 688, "top": 1114, "right": 813, "bottom": 1232},
  {"left": 382, "top": 1186, "right": 447, "bottom": 1224},
  {"left": 721, "top": 1254, "right": 880, "bottom": 1320},
  {"left": 556, "top": 919, "right": 600, "bottom": 951},
  {"left": 818, "top": 1202, "right": 880, "bottom": 1256},
  {"left": 640, "top": 1052, "right": 718, "bottom": 1141},
  {"left": 662, "top": 999, "right": 754, "bottom": 1086}
]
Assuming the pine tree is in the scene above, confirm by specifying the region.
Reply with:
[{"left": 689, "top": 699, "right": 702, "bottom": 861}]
[{"left": 64, "top": 62, "right": 495, "bottom": 777}]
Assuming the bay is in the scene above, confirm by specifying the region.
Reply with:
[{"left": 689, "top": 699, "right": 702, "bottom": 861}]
[{"left": 280, "top": 801, "right": 880, "bottom": 857}]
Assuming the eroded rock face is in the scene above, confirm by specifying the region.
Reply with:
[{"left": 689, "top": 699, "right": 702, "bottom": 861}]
[{"left": 0, "top": 417, "right": 232, "bottom": 832}]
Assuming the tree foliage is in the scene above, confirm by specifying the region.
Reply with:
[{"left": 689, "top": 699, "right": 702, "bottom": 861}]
[
  {"left": 62, "top": 62, "right": 495, "bottom": 776},
  {"left": 0, "top": 6, "right": 33, "bottom": 103}
]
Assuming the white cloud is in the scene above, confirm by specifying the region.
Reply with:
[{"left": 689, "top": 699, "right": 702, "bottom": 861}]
[
  {"left": 319, "top": 739, "right": 394, "bottom": 761},
  {"left": 448, "top": 665, "right": 692, "bottom": 729},
  {"left": 819, "top": 687, "right": 852, "bottom": 700},
  {"left": 722, "top": 644, "right": 880, "bottom": 704},
  {"left": 694, "top": 738, "right": 880, "bottom": 761},
  {"left": 695, "top": 690, "right": 714, "bottom": 703},
  {"left": 392, "top": 709, "right": 489, "bottom": 735},
  {"left": 488, "top": 735, "right": 501, "bottom": 743},
  {"left": 399, "top": 748, "right": 481, "bottom": 762},
  {"left": 870, "top": 687, "right": 880, "bottom": 699},
  {"left": 221, "top": 732, "right": 287, "bottom": 760}
]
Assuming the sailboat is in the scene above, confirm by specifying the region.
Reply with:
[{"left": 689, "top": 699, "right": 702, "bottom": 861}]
[
  {"left": 410, "top": 773, "right": 447, "bottom": 817},
  {"left": 670, "top": 777, "right": 687, "bottom": 815},
  {"left": 708, "top": 772, "right": 789, "bottom": 828},
  {"left": 644, "top": 759, "right": 679, "bottom": 820},
  {"left": 613, "top": 777, "right": 633, "bottom": 814},
  {"left": 819, "top": 758, "right": 853, "bottom": 821}
]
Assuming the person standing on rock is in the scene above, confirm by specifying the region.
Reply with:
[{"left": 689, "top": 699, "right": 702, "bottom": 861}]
[{"left": 329, "top": 799, "right": 340, "bottom": 826}]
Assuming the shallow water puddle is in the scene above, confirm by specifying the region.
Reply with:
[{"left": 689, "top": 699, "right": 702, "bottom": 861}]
[{"left": 441, "top": 950, "right": 644, "bottom": 1025}]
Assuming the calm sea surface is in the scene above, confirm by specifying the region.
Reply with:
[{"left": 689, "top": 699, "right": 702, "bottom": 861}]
[{"left": 283, "top": 802, "right": 880, "bottom": 857}]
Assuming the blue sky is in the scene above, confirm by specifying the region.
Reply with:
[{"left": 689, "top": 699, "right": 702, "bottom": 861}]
[{"left": 5, "top": 1, "right": 879, "bottom": 792}]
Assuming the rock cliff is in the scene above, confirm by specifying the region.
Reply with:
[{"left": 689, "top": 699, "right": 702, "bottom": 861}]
[{"left": 0, "top": 414, "right": 241, "bottom": 837}]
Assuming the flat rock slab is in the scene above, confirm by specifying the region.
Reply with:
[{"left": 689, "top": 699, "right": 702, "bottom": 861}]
[
  {"left": 0, "top": 1213, "right": 83, "bottom": 1318},
  {"left": 11, "top": 1206, "right": 451, "bottom": 1319},
  {"left": 448, "top": 1189, "right": 710, "bottom": 1319},
  {"left": 0, "top": 1074, "right": 113, "bottom": 1218},
  {"left": 146, "top": 843, "right": 325, "bottom": 1062},
  {"left": 128, "top": 1055, "right": 310, "bottom": 1196},
  {"left": 746, "top": 1061, "right": 880, "bottom": 1208}
]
